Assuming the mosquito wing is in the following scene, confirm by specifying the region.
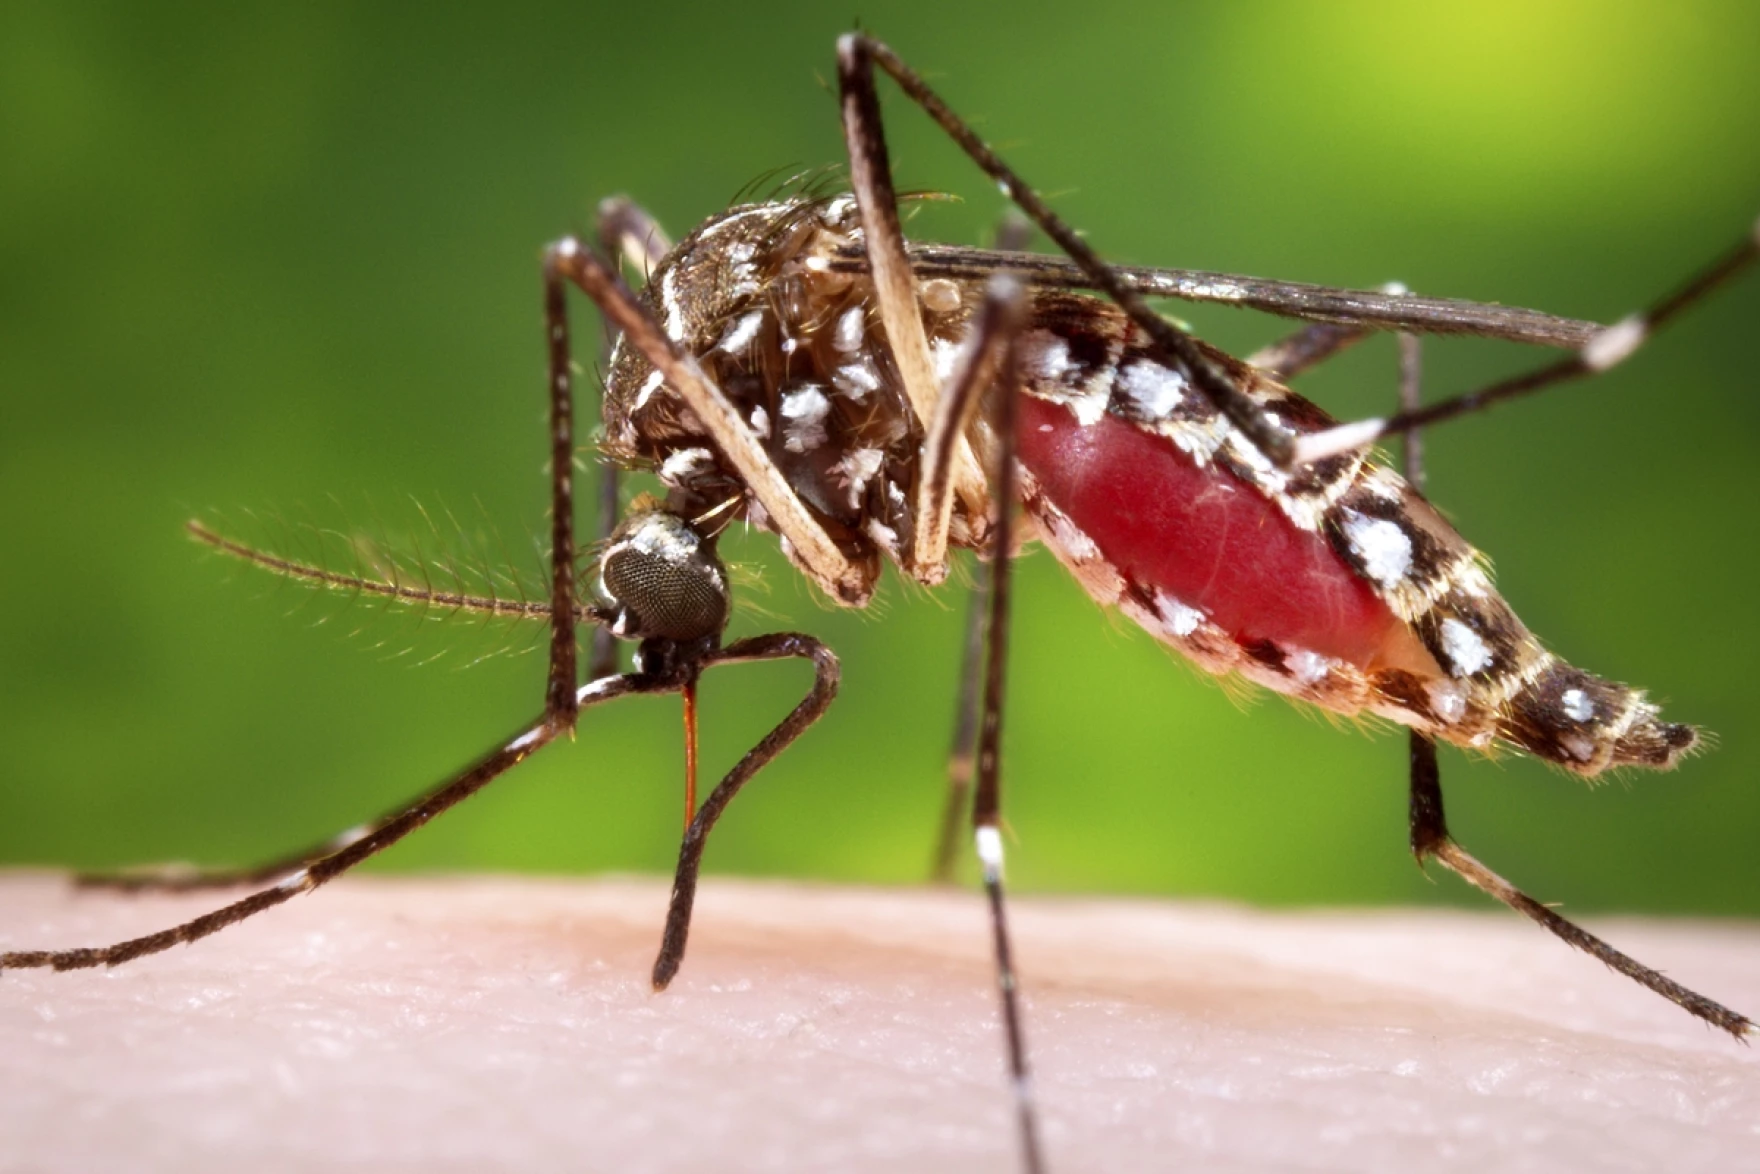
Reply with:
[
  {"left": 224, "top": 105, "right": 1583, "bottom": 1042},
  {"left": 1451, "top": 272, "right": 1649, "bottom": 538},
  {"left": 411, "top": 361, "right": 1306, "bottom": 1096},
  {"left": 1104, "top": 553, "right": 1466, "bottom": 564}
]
[{"left": 833, "top": 242, "right": 1603, "bottom": 348}]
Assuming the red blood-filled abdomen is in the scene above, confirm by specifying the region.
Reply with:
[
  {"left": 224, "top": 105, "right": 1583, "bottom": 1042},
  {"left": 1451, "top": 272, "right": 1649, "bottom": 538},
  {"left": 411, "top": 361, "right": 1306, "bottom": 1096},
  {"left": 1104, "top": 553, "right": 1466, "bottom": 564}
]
[{"left": 1015, "top": 396, "right": 1411, "bottom": 670}]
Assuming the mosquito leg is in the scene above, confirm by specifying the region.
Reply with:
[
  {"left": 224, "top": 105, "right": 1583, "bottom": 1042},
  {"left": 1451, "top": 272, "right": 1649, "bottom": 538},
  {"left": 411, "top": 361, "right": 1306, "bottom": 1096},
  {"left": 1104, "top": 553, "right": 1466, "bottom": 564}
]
[
  {"left": 964, "top": 302, "right": 1048, "bottom": 1174},
  {"left": 1397, "top": 331, "right": 1425, "bottom": 487},
  {"left": 1396, "top": 322, "right": 1447, "bottom": 965},
  {"left": 651, "top": 633, "right": 840, "bottom": 989},
  {"left": 545, "top": 238, "right": 869, "bottom": 605},
  {"left": 842, "top": 33, "right": 1296, "bottom": 470},
  {"left": 992, "top": 210, "right": 1033, "bottom": 254},
  {"left": 918, "top": 277, "right": 1028, "bottom": 882},
  {"left": 1385, "top": 317, "right": 1745, "bottom": 1035},
  {"left": 1400, "top": 315, "right": 1741, "bottom": 1037},
  {"left": 913, "top": 278, "right": 1028, "bottom": 604},
  {"left": 1247, "top": 282, "right": 1415, "bottom": 381},
  {"left": 930, "top": 577, "right": 986, "bottom": 884},
  {"left": 1248, "top": 322, "right": 1372, "bottom": 382},
  {"left": 541, "top": 248, "right": 584, "bottom": 728},
  {"left": 1293, "top": 225, "right": 1760, "bottom": 463},
  {"left": 837, "top": 35, "right": 990, "bottom": 580},
  {"left": 927, "top": 214, "right": 1033, "bottom": 884},
  {"left": 596, "top": 196, "right": 674, "bottom": 279},
  {"left": 587, "top": 468, "right": 621, "bottom": 681},
  {"left": 3, "top": 672, "right": 668, "bottom": 974},
  {"left": 74, "top": 835, "right": 400, "bottom": 896},
  {"left": 586, "top": 200, "right": 678, "bottom": 682},
  {"left": 1407, "top": 730, "right": 1753, "bottom": 1038},
  {"left": 78, "top": 646, "right": 672, "bottom": 896}
]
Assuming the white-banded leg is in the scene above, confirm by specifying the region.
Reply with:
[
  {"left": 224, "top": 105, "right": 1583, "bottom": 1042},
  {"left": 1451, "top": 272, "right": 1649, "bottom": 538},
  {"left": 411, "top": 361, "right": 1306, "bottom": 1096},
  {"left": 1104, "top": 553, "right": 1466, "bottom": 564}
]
[
  {"left": 1246, "top": 282, "right": 1418, "bottom": 381},
  {"left": 1293, "top": 227, "right": 1760, "bottom": 464},
  {"left": 970, "top": 277, "right": 1046, "bottom": 1174},
  {"left": 5, "top": 634, "right": 837, "bottom": 979},
  {"left": 925, "top": 277, "right": 1030, "bottom": 883},
  {"left": 1390, "top": 330, "right": 1752, "bottom": 1039},
  {"left": 5, "top": 670, "right": 640, "bottom": 971},
  {"left": 588, "top": 199, "right": 677, "bottom": 681},
  {"left": 931, "top": 214, "right": 1033, "bottom": 885}
]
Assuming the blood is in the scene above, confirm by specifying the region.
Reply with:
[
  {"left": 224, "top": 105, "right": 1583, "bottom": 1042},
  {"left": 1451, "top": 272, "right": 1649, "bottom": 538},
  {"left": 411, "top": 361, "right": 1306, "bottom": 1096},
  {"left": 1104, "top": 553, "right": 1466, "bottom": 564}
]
[{"left": 1016, "top": 396, "right": 1414, "bottom": 671}]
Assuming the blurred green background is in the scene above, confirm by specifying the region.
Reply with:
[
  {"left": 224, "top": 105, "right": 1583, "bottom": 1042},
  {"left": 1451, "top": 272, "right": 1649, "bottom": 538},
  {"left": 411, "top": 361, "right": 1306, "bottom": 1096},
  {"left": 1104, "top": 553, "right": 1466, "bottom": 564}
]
[{"left": 2, "top": 1, "right": 1756, "bottom": 919}]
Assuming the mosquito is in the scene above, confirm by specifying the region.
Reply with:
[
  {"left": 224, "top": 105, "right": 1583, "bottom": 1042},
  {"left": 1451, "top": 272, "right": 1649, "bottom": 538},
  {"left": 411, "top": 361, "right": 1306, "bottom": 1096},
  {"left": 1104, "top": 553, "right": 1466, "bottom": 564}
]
[{"left": 4, "top": 33, "right": 1756, "bottom": 1174}]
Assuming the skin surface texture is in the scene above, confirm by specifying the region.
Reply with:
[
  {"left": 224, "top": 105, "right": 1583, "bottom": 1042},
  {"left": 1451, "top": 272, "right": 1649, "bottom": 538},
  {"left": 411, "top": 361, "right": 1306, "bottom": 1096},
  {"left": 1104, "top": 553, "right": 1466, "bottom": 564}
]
[{"left": 1, "top": 874, "right": 1756, "bottom": 1173}]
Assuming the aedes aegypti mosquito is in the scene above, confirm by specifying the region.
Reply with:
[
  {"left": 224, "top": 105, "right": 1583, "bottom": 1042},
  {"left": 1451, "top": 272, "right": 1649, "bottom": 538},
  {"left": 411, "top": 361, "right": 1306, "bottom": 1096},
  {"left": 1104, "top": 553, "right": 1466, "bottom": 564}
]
[{"left": 4, "top": 33, "right": 1756, "bottom": 1173}]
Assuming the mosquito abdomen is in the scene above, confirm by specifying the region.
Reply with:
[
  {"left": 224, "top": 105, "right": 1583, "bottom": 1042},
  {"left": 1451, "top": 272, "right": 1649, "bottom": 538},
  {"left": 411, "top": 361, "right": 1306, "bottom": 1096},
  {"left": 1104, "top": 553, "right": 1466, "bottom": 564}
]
[
  {"left": 1015, "top": 393, "right": 1429, "bottom": 673},
  {"left": 1496, "top": 658, "right": 1697, "bottom": 773},
  {"left": 1011, "top": 307, "right": 1697, "bottom": 777}
]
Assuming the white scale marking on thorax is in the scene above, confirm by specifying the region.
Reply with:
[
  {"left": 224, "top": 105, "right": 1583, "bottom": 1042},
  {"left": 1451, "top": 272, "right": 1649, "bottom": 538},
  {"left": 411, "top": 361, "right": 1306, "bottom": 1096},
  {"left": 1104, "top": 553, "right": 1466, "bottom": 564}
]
[
  {"left": 832, "top": 307, "right": 865, "bottom": 353},
  {"left": 633, "top": 368, "right": 666, "bottom": 411},
  {"left": 717, "top": 310, "right": 765, "bottom": 353},
  {"left": 660, "top": 265, "right": 686, "bottom": 343},
  {"left": 832, "top": 358, "right": 880, "bottom": 401},
  {"left": 780, "top": 385, "right": 831, "bottom": 453},
  {"left": 660, "top": 447, "right": 715, "bottom": 483},
  {"left": 830, "top": 448, "right": 885, "bottom": 510}
]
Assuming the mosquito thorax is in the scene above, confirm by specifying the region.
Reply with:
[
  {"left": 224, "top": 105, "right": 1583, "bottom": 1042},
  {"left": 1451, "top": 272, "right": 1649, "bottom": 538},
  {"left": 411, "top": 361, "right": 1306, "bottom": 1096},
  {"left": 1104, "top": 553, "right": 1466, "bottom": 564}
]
[
  {"left": 602, "top": 195, "right": 983, "bottom": 599},
  {"left": 591, "top": 505, "right": 730, "bottom": 648}
]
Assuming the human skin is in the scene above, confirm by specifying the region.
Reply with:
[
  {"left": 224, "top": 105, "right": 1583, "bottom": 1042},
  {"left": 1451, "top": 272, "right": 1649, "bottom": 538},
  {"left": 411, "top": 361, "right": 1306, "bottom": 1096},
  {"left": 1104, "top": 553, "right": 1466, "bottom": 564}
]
[{"left": 1, "top": 874, "right": 1755, "bottom": 1173}]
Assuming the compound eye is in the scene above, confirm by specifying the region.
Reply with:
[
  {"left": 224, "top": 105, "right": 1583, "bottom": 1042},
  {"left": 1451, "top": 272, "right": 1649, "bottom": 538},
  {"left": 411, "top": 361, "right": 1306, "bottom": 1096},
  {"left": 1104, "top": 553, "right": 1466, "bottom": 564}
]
[{"left": 593, "top": 507, "right": 730, "bottom": 645}]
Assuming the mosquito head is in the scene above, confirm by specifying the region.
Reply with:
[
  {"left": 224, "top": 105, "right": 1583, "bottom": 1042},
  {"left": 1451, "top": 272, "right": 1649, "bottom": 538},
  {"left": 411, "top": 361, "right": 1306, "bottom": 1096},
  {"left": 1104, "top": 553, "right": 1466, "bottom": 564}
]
[{"left": 591, "top": 504, "right": 731, "bottom": 647}]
